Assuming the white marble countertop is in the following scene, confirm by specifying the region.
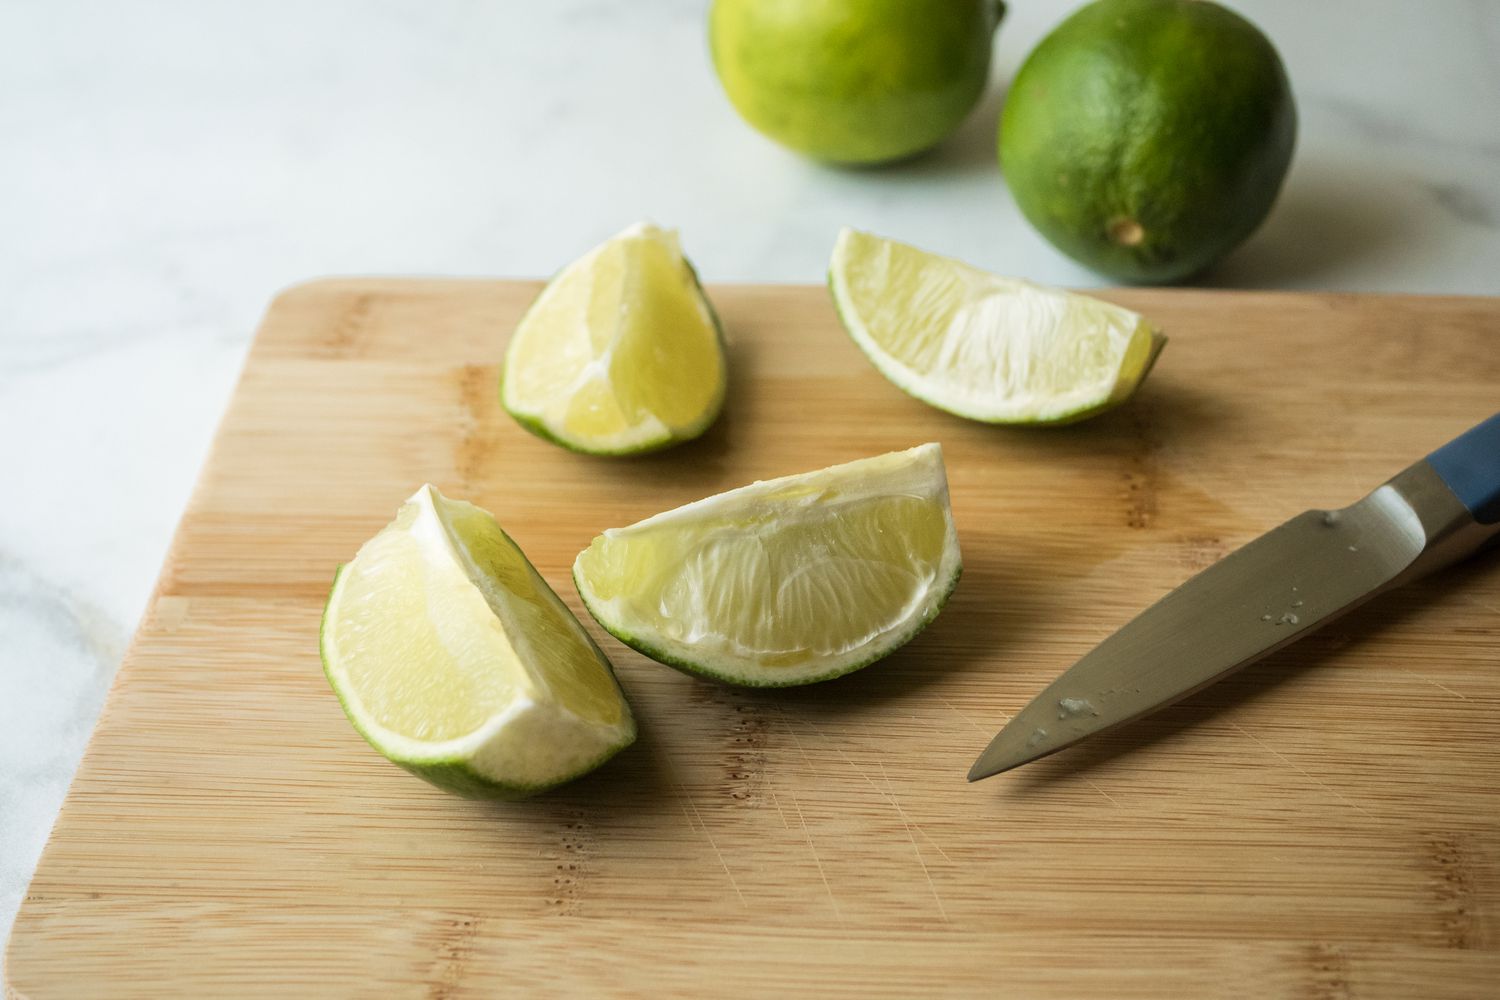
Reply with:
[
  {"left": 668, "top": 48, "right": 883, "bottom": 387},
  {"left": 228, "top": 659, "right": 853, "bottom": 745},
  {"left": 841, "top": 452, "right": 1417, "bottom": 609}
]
[{"left": 3, "top": 0, "right": 1498, "bottom": 943}]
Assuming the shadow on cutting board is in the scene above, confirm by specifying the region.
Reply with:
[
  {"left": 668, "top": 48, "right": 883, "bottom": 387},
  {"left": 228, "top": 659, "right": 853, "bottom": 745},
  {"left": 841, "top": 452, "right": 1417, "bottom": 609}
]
[
  {"left": 977, "top": 377, "right": 1228, "bottom": 455},
  {"left": 464, "top": 719, "right": 683, "bottom": 833}
]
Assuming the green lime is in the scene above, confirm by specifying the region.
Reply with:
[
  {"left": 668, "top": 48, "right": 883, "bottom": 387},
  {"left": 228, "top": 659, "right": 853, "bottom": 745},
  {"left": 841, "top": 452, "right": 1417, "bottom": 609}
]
[
  {"left": 999, "top": 0, "right": 1296, "bottom": 283},
  {"left": 321, "top": 485, "right": 636, "bottom": 799},
  {"left": 573, "top": 444, "right": 962, "bottom": 687},
  {"left": 709, "top": 0, "right": 1004, "bottom": 165},
  {"left": 829, "top": 228, "right": 1166, "bottom": 424}
]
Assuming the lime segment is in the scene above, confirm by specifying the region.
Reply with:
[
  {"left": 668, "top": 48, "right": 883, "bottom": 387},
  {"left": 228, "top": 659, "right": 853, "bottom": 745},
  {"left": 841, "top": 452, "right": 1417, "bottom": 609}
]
[
  {"left": 321, "top": 485, "right": 635, "bottom": 798},
  {"left": 829, "top": 228, "right": 1166, "bottom": 424},
  {"left": 501, "top": 223, "right": 726, "bottom": 456},
  {"left": 573, "top": 444, "right": 961, "bottom": 687}
]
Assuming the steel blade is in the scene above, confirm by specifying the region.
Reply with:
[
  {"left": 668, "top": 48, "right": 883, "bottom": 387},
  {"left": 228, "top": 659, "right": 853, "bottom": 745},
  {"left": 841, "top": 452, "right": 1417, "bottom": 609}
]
[{"left": 969, "top": 468, "right": 1445, "bottom": 781}]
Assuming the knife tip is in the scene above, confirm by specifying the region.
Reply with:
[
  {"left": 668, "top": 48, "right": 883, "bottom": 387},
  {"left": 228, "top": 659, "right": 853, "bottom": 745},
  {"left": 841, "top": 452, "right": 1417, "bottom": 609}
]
[
  {"left": 966, "top": 753, "right": 1020, "bottom": 783},
  {"left": 967, "top": 740, "right": 1032, "bottom": 782},
  {"left": 969, "top": 712, "right": 1065, "bottom": 781}
]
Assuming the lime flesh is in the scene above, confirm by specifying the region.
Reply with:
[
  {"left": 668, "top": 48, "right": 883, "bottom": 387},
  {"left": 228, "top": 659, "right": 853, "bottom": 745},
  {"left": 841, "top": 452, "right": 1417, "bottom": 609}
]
[
  {"left": 321, "top": 485, "right": 635, "bottom": 798},
  {"left": 829, "top": 228, "right": 1165, "bottom": 424},
  {"left": 573, "top": 444, "right": 961, "bottom": 687},
  {"left": 501, "top": 223, "right": 726, "bottom": 456}
]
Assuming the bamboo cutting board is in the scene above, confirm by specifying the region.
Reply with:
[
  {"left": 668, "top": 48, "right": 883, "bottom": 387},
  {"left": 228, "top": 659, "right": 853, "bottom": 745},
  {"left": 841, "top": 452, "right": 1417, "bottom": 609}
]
[{"left": 8, "top": 280, "right": 1500, "bottom": 999}]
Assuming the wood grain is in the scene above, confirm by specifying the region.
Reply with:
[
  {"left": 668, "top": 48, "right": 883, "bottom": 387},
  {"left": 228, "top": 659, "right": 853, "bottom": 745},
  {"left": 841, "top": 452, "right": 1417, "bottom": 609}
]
[{"left": 7, "top": 279, "right": 1500, "bottom": 999}]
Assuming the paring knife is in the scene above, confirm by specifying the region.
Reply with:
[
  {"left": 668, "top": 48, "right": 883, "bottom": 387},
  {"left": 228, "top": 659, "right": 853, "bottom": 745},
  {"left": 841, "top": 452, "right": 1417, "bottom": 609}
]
[{"left": 969, "top": 412, "right": 1500, "bottom": 781}]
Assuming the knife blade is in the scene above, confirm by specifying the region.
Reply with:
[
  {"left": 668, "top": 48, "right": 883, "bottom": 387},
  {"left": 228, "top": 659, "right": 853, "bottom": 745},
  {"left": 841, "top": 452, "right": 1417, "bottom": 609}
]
[{"left": 969, "top": 412, "right": 1500, "bottom": 781}]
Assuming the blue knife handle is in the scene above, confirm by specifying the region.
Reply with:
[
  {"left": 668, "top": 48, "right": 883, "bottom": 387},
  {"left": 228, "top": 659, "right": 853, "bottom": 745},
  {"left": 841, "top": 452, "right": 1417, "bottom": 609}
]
[{"left": 1429, "top": 412, "right": 1500, "bottom": 524}]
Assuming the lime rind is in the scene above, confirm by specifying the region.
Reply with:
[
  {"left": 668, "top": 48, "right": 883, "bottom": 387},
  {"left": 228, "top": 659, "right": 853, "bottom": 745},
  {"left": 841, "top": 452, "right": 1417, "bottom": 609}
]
[
  {"left": 572, "top": 444, "right": 963, "bottom": 687},
  {"left": 506, "top": 408, "right": 678, "bottom": 458},
  {"left": 500, "top": 223, "right": 728, "bottom": 456},
  {"left": 828, "top": 228, "right": 1167, "bottom": 425}
]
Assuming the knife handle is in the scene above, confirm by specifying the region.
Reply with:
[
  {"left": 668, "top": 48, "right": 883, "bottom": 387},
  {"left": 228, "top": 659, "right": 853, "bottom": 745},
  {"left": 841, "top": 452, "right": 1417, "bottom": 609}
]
[{"left": 1428, "top": 412, "right": 1500, "bottom": 525}]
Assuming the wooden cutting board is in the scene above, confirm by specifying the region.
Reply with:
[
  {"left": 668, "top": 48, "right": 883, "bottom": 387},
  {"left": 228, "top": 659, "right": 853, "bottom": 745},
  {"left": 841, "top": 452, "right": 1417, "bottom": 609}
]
[{"left": 7, "top": 280, "right": 1500, "bottom": 999}]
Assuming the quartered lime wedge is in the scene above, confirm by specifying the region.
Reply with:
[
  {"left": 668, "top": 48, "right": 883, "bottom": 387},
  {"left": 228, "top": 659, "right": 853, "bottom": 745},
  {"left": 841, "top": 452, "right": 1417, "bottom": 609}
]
[
  {"left": 501, "top": 223, "right": 728, "bottom": 455},
  {"left": 829, "top": 228, "right": 1166, "bottom": 424},
  {"left": 321, "top": 485, "right": 635, "bottom": 798},
  {"left": 573, "top": 444, "right": 961, "bottom": 687}
]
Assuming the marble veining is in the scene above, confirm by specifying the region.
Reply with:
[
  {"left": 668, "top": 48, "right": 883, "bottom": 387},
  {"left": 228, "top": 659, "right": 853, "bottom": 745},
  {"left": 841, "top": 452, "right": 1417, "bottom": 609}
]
[{"left": 3, "top": 0, "right": 1499, "bottom": 942}]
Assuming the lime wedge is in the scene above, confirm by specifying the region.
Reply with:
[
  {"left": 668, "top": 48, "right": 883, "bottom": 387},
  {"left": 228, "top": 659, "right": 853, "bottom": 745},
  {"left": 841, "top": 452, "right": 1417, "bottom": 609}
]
[
  {"left": 501, "top": 222, "right": 728, "bottom": 455},
  {"left": 321, "top": 485, "right": 635, "bottom": 798},
  {"left": 573, "top": 444, "right": 961, "bottom": 687},
  {"left": 828, "top": 228, "right": 1167, "bottom": 424}
]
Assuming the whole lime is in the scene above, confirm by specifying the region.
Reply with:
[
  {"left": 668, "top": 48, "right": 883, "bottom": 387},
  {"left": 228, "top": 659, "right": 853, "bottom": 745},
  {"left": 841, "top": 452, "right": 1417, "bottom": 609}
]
[
  {"left": 999, "top": 0, "right": 1296, "bottom": 283},
  {"left": 710, "top": 0, "right": 1004, "bottom": 165}
]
